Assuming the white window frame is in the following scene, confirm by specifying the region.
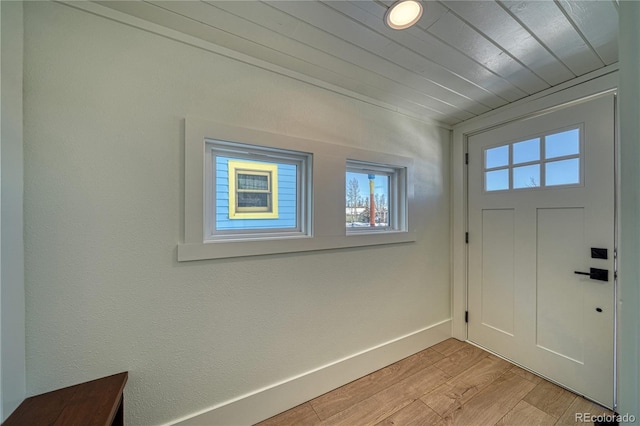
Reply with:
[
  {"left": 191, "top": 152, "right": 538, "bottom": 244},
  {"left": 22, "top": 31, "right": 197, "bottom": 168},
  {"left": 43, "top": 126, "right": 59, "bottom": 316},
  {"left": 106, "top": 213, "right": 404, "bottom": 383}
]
[
  {"left": 179, "top": 118, "right": 416, "bottom": 261},
  {"left": 345, "top": 160, "right": 407, "bottom": 234},
  {"left": 206, "top": 140, "right": 311, "bottom": 241}
]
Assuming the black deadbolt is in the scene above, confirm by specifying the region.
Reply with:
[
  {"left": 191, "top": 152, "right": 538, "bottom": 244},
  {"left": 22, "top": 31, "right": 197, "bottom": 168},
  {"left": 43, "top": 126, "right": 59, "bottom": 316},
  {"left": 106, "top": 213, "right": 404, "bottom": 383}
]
[{"left": 591, "top": 248, "right": 608, "bottom": 259}]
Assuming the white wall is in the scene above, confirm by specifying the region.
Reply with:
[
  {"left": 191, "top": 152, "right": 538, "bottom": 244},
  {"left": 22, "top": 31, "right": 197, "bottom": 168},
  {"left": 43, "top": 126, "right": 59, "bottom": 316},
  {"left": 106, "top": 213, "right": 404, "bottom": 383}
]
[
  {"left": 0, "top": 1, "right": 26, "bottom": 421},
  {"left": 617, "top": 0, "right": 640, "bottom": 422},
  {"left": 22, "top": 3, "right": 451, "bottom": 425}
]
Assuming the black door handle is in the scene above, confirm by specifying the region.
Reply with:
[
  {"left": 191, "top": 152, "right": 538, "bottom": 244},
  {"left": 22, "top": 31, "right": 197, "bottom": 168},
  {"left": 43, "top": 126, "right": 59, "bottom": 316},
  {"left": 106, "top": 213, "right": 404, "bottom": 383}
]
[{"left": 574, "top": 268, "right": 609, "bottom": 282}]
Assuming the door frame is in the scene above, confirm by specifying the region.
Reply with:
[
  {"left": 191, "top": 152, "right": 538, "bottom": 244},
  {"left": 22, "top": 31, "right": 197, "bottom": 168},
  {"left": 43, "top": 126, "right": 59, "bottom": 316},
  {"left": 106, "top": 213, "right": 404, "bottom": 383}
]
[{"left": 451, "top": 67, "right": 620, "bottom": 402}]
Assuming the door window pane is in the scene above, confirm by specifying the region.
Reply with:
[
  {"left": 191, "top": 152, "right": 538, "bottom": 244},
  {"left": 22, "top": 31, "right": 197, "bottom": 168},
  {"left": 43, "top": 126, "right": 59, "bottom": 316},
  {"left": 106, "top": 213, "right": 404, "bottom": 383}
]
[
  {"left": 513, "top": 164, "right": 540, "bottom": 189},
  {"left": 485, "top": 145, "right": 509, "bottom": 169},
  {"left": 482, "top": 127, "right": 582, "bottom": 192},
  {"left": 513, "top": 138, "right": 540, "bottom": 164},
  {"left": 486, "top": 169, "right": 509, "bottom": 191},
  {"left": 545, "top": 129, "right": 580, "bottom": 159},
  {"left": 546, "top": 158, "right": 580, "bottom": 186}
]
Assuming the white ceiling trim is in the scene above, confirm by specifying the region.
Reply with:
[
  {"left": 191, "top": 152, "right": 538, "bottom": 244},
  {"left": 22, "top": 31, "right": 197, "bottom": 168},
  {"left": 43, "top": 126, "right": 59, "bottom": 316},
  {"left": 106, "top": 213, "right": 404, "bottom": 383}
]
[{"left": 453, "top": 63, "right": 619, "bottom": 134}]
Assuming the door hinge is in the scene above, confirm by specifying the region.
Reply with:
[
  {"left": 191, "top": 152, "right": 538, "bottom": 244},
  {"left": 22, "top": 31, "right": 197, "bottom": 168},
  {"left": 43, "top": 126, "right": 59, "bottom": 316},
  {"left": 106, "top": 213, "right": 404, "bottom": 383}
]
[
  {"left": 465, "top": 153, "right": 469, "bottom": 165},
  {"left": 465, "top": 232, "right": 469, "bottom": 244},
  {"left": 465, "top": 311, "right": 469, "bottom": 323}
]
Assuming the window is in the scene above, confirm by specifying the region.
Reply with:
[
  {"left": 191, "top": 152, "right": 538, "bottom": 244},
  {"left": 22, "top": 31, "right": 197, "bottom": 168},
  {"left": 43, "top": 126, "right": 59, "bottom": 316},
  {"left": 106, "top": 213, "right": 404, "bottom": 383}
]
[
  {"left": 208, "top": 140, "right": 309, "bottom": 240},
  {"left": 181, "top": 119, "right": 415, "bottom": 261},
  {"left": 346, "top": 160, "right": 407, "bottom": 233},
  {"left": 484, "top": 127, "right": 582, "bottom": 192}
]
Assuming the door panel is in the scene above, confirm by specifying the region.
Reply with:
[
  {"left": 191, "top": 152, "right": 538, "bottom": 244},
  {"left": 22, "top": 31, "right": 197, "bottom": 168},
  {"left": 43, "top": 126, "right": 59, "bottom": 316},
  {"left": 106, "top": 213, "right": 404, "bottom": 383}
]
[
  {"left": 481, "top": 209, "right": 515, "bottom": 336},
  {"left": 468, "top": 93, "right": 615, "bottom": 408},
  {"left": 536, "top": 207, "right": 585, "bottom": 363}
]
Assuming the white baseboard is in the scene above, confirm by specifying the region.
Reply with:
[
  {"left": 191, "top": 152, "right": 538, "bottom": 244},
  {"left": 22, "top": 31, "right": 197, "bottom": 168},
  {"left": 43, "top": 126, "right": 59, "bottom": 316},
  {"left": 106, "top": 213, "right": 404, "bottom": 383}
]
[{"left": 171, "top": 319, "right": 451, "bottom": 425}]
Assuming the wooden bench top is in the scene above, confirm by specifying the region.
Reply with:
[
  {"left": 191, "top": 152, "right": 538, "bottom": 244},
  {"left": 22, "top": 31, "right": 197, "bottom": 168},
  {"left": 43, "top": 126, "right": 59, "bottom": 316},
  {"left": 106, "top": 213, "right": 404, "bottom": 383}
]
[{"left": 3, "top": 372, "right": 128, "bottom": 426}]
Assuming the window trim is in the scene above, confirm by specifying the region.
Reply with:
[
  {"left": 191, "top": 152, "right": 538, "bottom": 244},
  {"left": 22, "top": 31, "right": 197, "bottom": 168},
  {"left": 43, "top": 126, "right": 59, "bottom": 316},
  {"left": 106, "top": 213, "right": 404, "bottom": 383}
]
[{"left": 180, "top": 118, "right": 416, "bottom": 261}]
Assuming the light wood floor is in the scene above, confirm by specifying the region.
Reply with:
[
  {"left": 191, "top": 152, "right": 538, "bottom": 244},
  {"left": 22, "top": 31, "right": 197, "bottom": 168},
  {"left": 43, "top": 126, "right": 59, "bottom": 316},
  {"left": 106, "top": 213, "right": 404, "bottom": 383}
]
[{"left": 256, "top": 339, "right": 613, "bottom": 425}]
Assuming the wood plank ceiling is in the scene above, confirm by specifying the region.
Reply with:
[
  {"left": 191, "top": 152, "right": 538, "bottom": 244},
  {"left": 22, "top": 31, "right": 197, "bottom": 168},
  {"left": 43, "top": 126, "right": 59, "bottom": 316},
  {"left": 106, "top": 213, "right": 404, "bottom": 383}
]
[{"left": 97, "top": 0, "right": 619, "bottom": 127}]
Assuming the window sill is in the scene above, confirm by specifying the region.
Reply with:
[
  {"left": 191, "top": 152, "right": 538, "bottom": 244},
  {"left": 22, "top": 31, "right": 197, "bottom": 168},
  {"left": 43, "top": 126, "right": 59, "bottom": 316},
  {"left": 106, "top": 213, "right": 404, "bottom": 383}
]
[{"left": 177, "top": 232, "right": 417, "bottom": 261}]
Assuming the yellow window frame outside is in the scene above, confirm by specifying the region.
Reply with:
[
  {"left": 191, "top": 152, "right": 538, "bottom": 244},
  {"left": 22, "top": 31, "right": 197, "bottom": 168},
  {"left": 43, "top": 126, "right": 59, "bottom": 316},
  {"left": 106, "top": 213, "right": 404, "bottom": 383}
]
[{"left": 228, "top": 160, "right": 279, "bottom": 219}]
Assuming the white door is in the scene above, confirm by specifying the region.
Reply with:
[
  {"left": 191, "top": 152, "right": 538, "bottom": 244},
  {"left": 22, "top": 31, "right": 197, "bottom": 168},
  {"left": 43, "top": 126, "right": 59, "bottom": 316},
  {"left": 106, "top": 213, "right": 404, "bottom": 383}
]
[{"left": 467, "top": 93, "right": 615, "bottom": 408}]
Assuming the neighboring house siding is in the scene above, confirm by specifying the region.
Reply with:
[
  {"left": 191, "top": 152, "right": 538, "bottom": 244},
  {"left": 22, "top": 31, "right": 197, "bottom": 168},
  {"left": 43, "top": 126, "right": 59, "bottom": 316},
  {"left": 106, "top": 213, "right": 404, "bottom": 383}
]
[{"left": 216, "top": 156, "right": 297, "bottom": 230}]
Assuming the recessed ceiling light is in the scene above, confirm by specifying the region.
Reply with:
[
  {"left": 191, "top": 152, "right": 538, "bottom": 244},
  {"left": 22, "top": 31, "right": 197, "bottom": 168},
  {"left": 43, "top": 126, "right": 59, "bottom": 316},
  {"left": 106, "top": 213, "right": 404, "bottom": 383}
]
[{"left": 384, "top": 0, "right": 423, "bottom": 30}]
